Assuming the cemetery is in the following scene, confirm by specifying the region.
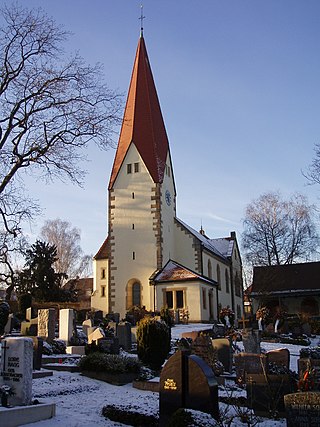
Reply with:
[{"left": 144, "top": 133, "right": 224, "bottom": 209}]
[{"left": 0, "top": 302, "right": 320, "bottom": 426}]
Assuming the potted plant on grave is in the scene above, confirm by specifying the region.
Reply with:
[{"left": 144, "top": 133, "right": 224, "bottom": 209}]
[
  {"left": 298, "top": 346, "right": 320, "bottom": 389},
  {"left": 273, "top": 308, "right": 287, "bottom": 334},
  {"left": 255, "top": 306, "right": 270, "bottom": 331},
  {"left": 219, "top": 306, "right": 234, "bottom": 328},
  {"left": 0, "top": 384, "right": 14, "bottom": 407}
]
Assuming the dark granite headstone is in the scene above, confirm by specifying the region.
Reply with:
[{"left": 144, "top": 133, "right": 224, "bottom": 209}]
[
  {"left": 284, "top": 392, "right": 320, "bottom": 427},
  {"left": 30, "top": 336, "right": 43, "bottom": 370},
  {"left": 117, "top": 322, "right": 132, "bottom": 351},
  {"left": 160, "top": 350, "right": 188, "bottom": 426},
  {"left": 186, "top": 354, "right": 219, "bottom": 418},
  {"left": 159, "top": 349, "right": 219, "bottom": 426},
  {"left": 99, "top": 337, "right": 119, "bottom": 354},
  {"left": 242, "top": 329, "right": 261, "bottom": 354},
  {"left": 234, "top": 353, "right": 267, "bottom": 383},
  {"left": 212, "top": 338, "right": 232, "bottom": 373},
  {"left": 247, "top": 373, "right": 294, "bottom": 416},
  {"left": 301, "top": 323, "right": 312, "bottom": 336}
]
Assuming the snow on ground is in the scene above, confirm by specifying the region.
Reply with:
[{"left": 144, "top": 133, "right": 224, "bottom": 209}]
[{"left": 15, "top": 324, "right": 319, "bottom": 427}]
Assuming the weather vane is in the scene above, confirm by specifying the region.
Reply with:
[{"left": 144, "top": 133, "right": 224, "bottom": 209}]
[{"left": 139, "top": 4, "right": 145, "bottom": 36}]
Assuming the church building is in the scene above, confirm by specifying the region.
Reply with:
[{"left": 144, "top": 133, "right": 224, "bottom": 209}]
[{"left": 91, "top": 33, "right": 244, "bottom": 322}]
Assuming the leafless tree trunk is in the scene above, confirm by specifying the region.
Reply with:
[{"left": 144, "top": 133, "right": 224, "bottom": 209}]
[
  {"left": 40, "top": 218, "right": 92, "bottom": 278},
  {"left": 0, "top": 4, "right": 121, "bottom": 295},
  {"left": 242, "top": 192, "right": 319, "bottom": 269}
]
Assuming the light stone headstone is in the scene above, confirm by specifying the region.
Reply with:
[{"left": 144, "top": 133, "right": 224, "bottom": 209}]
[
  {"left": 26, "top": 307, "right": 32, "bottom": 321},
  {"left": 4, "top": 313, "right": 14, "bottom": 334},
  {"left": 88, "top": 327, "right": 105, "bottom": 344},
  {"left": 0, "top": 337, "right": 33, "bottom": 406},
  {"left": 82, "top": 318, "right": 93, "bottom": 336},
  {"left": 38, "top": 309, "right": 56, "bottom": 343},
  {"left": 59, "top": 309, "right": 75, "bottom": 345}
]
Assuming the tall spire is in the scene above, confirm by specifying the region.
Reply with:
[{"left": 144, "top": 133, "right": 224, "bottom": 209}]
[{"left": 109, "top": 35, "right": 169, "bottom": 189}]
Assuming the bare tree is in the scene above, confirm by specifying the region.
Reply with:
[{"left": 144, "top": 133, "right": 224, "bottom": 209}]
[
  {"left": 40, "top": 218, "right": 92, "bottom": 278},
  {"left": 242, "top": 192, "right": 319, "bottom": 267},
  {"left": 0, "top": 4, "right": 121, "bottom": 292},
  {"left": 304, "top": 142, "right": 320, "bottom": 185}
]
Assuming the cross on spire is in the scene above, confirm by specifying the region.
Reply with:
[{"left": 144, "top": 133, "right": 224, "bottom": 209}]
[{"left": 139, "top": 4, "right": 145, "bottom": 37}]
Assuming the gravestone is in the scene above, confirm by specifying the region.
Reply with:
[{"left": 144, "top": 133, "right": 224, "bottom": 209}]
[
  {"left": 38, "top": 309, "right": 55, "bottom": 343},
  {"left": 247, "top": 373, "right": 293, "bottom": 416},
  {"left": 212, "top": 323, "right": 226, "bottom": 337},
  {"left": 159, "top": 349, "right": 218, "bottom": 426},
  {"left": 88, "top": 327, "right": 105, "bottom": 345},
  {"left": 242, "top": 329, "right": 261, "bottom": 354},
  {"left": 20, "top": 318, "right": 38, "bottom": 336},
  {"left": 301, "top": 323, "right": 312, "bottom": 336},
  {"left": 26, "top": 307, "right": 32, "bottom": 321},
  {"left": 82, "top": 318, "right": 93, "bottom": 335},
  {"left": 59, "top": 309, "right": 75, "bottom": 344},
  {"left": 0, "top": 337, "right": 33, "bottom": 406},
  {"left": 117, "top": 321, "right": 132, "bottom": 351},
  {"left": 234, "top": 353, "right": 267, "bottom": 383},
  {"left": 30, "top": 336, "right": 43, "bottom": 370},
  {"left": 284, "top": 391, "right": 320, "bottom": 427},
  {"left": 4, "top": 313, "right": 14, "bottom": 334},
  {"left": 266, "top": 348, "right": 290, "bottom": 370},
  {"left": 99, "top": 337, "right": 120, "bottom": 354},
  {"left": 212, "top": 337, "right": 232, "bottom": 373},
  {"left": 191, "top": 335, "right": 214, "bottom": 369}
]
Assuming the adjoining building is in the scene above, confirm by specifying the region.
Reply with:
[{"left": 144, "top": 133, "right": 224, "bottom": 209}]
[
  {"left": 250, "top": 262, "right": 320, "bottom": 317},
  {"left": 91, "top": 33, "right": 244, "bottom": 322}
]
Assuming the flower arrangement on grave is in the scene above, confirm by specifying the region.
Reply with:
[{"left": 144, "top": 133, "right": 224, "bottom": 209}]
[
  {"left": 219, "top": 307, "right": 234, "bottom": 327},
  {"left": 179, "top": 308, "right": 189, "bottom": 324},
  {"left": 0, "top": 384, "right": 14, "bottom": 407},
  {"left": 298, "top": 364, "right": 316, "bottom": 391},
  {"left": 255, "top": 306, "right": 270, "bottom": 321}
]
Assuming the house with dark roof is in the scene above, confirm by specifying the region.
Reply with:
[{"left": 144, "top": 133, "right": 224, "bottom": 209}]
[
  {"left": 91, "top": 32, "right": 244, "bottom": 322},
  {"left": 250, "top": 262, "right": 320, "bottom": 317}
]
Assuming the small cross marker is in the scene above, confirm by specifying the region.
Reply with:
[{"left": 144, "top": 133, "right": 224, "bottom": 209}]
[{"left": 139, "top": 5, "right": 145, "bottom": 36}]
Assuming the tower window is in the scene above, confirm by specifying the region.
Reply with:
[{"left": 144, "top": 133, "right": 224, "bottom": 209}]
[
  {"left": 127, "top": 164, "right": 132, "bottom": 174},
  {"left": 133, "top": 251, "right": 135, "bottom": 260},
  {"left": 132, "top": 223, "right": 135, "bottom": 230},
  {"left": 134, "top": 162, "right": 139, "bottom": 173},
  {"left": 132, "top": 192, "right": 135, "bottom": 199},
  {"left": 101, "top": 286, "right": 106, "bottom": 297},
  {"left": 101, "top": 268, "right": 106, "bottom": 280},
  {"left": 132, "top": 282, "right": 141, "bottom": 306}
]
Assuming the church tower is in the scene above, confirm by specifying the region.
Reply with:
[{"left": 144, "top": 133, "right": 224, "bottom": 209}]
[{"left": 107, "top": 35, "right": 176, "bottom": 315}]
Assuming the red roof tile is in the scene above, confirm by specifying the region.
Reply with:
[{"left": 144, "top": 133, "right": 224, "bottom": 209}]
[
  {"left": 109, "top": 36, "right": 169, "bottom": 189},
  {"left": 94, "top": 237, "right": 109, "bottom": 260}
]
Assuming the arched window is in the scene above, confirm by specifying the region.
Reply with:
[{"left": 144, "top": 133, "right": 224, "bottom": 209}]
[
  {"left": 132, "top": 282, "right": 141, "bottom": 306},
  {"left": 126, "top": 279, "right": 142, "bottom": 309},
  {"left": 216, "top": 265, "right": 221, "bottom": 290},
  {"left": 208, "top": 259, "right": 212, "bottom": 279},
  {"left": 235, "top": 272, "right": 241, "bottom": 297},
  {"left": 225, "top": 269, "right": 230, "bottom": 293}
]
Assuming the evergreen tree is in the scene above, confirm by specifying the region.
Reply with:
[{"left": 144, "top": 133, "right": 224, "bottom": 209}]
[{"left": 17, "top": 240, "right": 74, "bottom": 302}]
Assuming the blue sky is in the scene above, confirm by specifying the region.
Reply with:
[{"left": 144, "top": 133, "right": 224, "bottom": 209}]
[{"left": 8, "top": 0, "right": 320, "bottom": 259}]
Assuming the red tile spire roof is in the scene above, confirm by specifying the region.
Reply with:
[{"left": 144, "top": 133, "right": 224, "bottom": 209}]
[{"left": 109, "top": 36, "right": 169, "bottom": 189}]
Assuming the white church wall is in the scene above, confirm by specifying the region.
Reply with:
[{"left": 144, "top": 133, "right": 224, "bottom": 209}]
[
  {"left": 111, "top": 144, "right": 158, "bottom": 316},
  {"left": 173, "top": 224, "right": 197, "bottom": 272}
]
